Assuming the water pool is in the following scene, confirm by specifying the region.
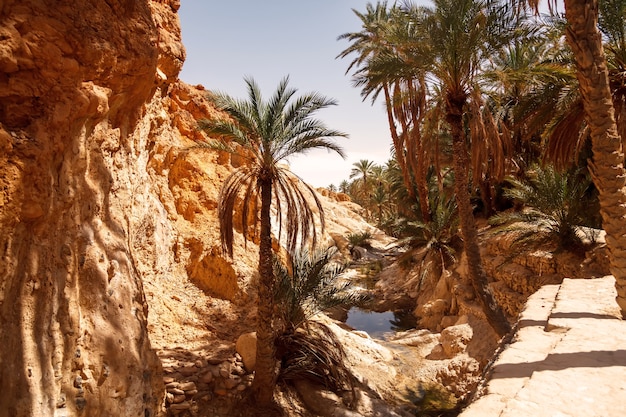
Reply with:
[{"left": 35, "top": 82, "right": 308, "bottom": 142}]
[{"left": 345, "top": 308, "right": 416, "bottom": 339}]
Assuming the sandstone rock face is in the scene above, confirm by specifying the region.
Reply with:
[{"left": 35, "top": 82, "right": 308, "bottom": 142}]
[{"left": 0, "top": 1, "right": 185, "bottom": 416}]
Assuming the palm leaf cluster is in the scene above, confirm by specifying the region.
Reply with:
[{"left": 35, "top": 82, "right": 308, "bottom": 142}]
[
  {"left": 273, "top": 247, "right": 363, "bottom": 395},
  {"left": 199, "top": 76, "right": 347, "bottom": 256},
  {"left": 489, "top": 165, "right": 593, "bottom": 249},
  {"left": 273, "top": 247, "right": 367, "bottom": 332},
  {"left": 335, "top": 1, "right": 626, "bottom": 229},
  {"left": 276, "top": 321, "right": 357, "bottom": 395}
]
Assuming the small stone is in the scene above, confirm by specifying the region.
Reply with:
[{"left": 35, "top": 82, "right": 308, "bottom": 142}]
[
  {"left": 179, "top": 366, "right": 196, "bottom": 377},
  {"left": 199, "top": 372, "right": 213, "bottom": 384},
  {"left": 224, "top": 376, "right": 240, "bottom": 390},
  {"left": 236, "top": 384, "right": 246, "bottom": 392},
  {"left": 208, "top": 365, "right": 221, "bottom": 377},
  {"left": 232, "top": 364, "right": 245, "bottom": 375},
  {"left": 168, "top": 388, "right": 184, "bottom": 395},
  {"left": 218, "top": 363, "right": 231, "bottom": 378},
  {"left": 214, "top": 388, "right": 228, "bottom": 396},
  {"left": 185, "top": 389, "right": 198, "bottom": 396},
  {"left": 165, "top": 382, "right": 179, "bottom": 390},
  {"left": 169, "top": 401, "right": 191, "bottom": 411},
  {"left": 179, "top": 381, "right": 196, "bottom": 391},
  {"left": 194, "top": 359, "right": 204, "bottom": 368},
  {"left": 207, "top": 358, "right": 222, "bottom": 365},
  {"left": 172, "top": 394, "right": 186, "bottom": 404},
  {"left": 165, "top": 393, "right": 174, "bottom": 404},
  {"left": 163, "top": 376, "right": 175, "bottom": 384}
]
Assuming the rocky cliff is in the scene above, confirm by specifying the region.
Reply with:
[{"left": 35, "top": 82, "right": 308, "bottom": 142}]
[
  {"left": 0, "top": 1, "right": 186, "bottom": 415},
  {"left": 0, "top": 2, "right": 387, "bottom": 416}
]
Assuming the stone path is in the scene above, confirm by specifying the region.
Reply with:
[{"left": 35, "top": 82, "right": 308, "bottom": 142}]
[{"left": 460, "top": 276, "right": 626, "bottom": 417}]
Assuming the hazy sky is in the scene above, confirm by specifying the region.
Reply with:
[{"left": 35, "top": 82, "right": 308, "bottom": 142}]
[
  {"left": 178, "top": 1, "right": 430, "bottom": 188},
  {"left": 178, "top": 1, "right": 559, "bottom": 188}
]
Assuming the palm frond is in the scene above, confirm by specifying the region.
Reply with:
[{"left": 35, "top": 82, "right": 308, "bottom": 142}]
[
  {"left": 276, "top": 321, "right": 357, "bottom": 396},
  {"left": 274, "top": 246, "right": 367, "bottom": 330},
  {"left": 490, "top": 164, "right": 593, "bottom": 249}
]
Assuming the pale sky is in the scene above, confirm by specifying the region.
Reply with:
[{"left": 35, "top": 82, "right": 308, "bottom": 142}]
[
  {"left": 178, "top": 1, "right": 430, "bottom": 188},
  {"left": 178, "top": 1, "right": 559, "bottom": 188}
]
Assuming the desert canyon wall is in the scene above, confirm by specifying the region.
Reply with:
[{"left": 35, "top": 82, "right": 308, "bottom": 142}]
[{"left": 0, "top": 1, "right": 192, "bottom": 415}]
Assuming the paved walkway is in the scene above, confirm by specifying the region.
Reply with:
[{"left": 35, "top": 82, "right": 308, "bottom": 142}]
[{"left": 460, "top": 276, "right": 626, "bottom": 417}]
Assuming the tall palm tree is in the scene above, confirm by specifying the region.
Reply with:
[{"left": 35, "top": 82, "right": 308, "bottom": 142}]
[
  {"left": 416, "top": 0, "right": 514, "bottom": 336},
  {"left": 339, "top": 179, "right": 351, "bottom": 194},
  {"left": 198, "top": 76, "right": 347, "bottom": 406},
  {"left": 483, "top": 22, "right": 573, "bottom": 172},
  {"left": 338, "top": 2, "right": 425, "bottom": 209},
  {"left": 525, "top": 0, "right": 626, "bottom": 316}
]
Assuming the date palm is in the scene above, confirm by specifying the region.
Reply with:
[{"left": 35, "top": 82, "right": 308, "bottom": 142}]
[
  {"left": 198, "top": 76, "right": 346, "bottom": 406},
  {"left": 338, "top": 2, "right": 427, "bottom": 212},
  {"left": 525, "top": 0, "right": 626, "bottom": 315},
  {"left": 416, "top": 0, "right": 515, "bottom": 336},
  {"left": 349, "top": 159, "right": 377, "bottom": 208},
  {"left": 273, "top": 248, "right": 362, "bottom": 396},
  {"left": 483, "top": 24, "right": 574, "bottom": 173}
]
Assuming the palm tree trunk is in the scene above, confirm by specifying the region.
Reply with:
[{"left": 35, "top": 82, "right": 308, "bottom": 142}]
[
  {"left": 408, "top": 79, "right": 432, "bottom": 222},
  {"left": 384, "top": 84, "right": 417, "bottom": 201},
  {"left": 564, "top": 0, "right": 626, "bottom": 316},
  {"left": 446, "top": 94, "right": 512, "bottom": 337},
  {"left": 251, "top": 177, "right": 278, "bottom": 405}
]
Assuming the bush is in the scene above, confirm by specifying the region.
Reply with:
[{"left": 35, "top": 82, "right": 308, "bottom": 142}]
[{"left": 346, "top": 230, "right": 373, "bottom": 248}]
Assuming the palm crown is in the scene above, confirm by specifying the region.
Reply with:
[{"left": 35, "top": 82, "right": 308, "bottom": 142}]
[{"left": 199, "top": 76, "right": 347, "bottom": 256}]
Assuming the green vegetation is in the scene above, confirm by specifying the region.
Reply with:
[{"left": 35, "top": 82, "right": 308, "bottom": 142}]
[
  {"left": 333, "top": 0, "right": 626, "bottom": 324},
  {"left": 273, "top": 247, "right": 364, "bottom": 394},
  {"left": 346, "top": 230, "right": 373, "bottom": 248},
  {"left": 194, "top": 0, "right": 626, "bottom": 408},
  {"left": 489, "top": 165, "right": 596, "bottom": 251},
  {"left": 273, "top": 247, "right": 366, "bottom": 332},
  {"left": 198, "top": 76, "right": 346, "bottom": 407},
  {"left": 417, "top": 382, "right": 459, "bottom": 416}
]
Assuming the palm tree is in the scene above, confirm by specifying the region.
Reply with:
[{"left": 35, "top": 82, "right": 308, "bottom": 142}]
[
  {"left": 338, "top": 2, "right": 426, "bottom": 210},
  {"left": 349, "top": 159, "right": 377, "bottom": 209},
  {"left": 339, "top": 179, "right": 351, "bottom": 194},
  {"left": 273, "top": 247, "right": 363, "bottom": 395},
  {"left": 524, "top": 0, "right": 626, "bottom": 315},
  {"left": 483, "top": 22, "right": 574, "bottom": 173},
  {"left": 490, "top": 165, "right": 593, "bottom": 250},
  {"left": 350, "top": 159, "right": 376, "bottom": 188},
  {"left": 198, "top": 76, "right": 347, "bottom": 406},
  {"left": 415, "top": 0, "right": 514, "bottom": 336}
]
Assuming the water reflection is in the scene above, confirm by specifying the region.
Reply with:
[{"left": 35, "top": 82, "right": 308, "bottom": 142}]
[{"left": 346, "top": 308, "right": 416, "bottom": 339}]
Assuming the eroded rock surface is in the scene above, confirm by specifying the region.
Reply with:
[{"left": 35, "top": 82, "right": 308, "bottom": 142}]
[{"left": 0, "top": 1, "right": 185, "bottom": 415}]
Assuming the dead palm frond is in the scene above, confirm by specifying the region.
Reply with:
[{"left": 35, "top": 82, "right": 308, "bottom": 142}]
[{"left": 276, "top": 321, "right": 357, "bottom": 396}]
